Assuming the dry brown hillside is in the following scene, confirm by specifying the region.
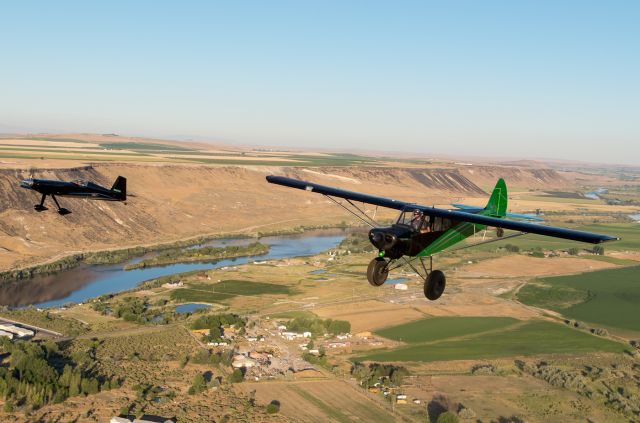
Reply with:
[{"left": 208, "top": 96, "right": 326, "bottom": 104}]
[{"left": 0, "top": 162, "right": 570, "bottom": 270}]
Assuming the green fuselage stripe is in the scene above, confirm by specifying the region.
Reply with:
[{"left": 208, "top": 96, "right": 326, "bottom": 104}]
[{"left": 417, "top": 211, "right": 494, "bottom": 257}]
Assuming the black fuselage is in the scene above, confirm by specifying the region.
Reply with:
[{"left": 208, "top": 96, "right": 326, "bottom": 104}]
[
  {"left": 20, "top": 176, "right": 126, "bottom": 214},
  {"left": 20, "top": 179, "right": 122, "bottom": 200}
]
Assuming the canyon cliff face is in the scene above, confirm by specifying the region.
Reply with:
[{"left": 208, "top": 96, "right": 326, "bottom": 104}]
[{"left": 0, "top": 163, "right": 568, "bottom": 270}]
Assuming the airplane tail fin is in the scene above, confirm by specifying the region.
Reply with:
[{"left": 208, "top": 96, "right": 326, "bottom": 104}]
[
  {"left": 111, "top": 176, "right": 126, "bottom": 201},
  {"left": 484, "top": 178, "right": 507, "bottom": 217}
]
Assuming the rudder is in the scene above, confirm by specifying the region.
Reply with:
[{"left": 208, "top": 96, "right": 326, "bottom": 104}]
[
  {"left": 485, "top": 178, "right": 507, "bottom": 217},
  {"left": 111, "top": 176, "right": 126, "bottom": 200}
]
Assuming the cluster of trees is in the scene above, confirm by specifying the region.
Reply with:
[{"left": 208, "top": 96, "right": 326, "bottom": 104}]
[
  {"left": 191, "top": 313, "right": 246, "bottom": 342},
  {"left": 351, "top": 362, "right": 410, "bottom": 388},
  {"left": 286, "top": 317, "right": 351, "bottom": 336},
  {"left": 92, "top": 297, "right": 171, "bottom": 325},
  {"left": 0, "top": 339, "right": 117, "bottom": 409},
  {"left": 190, "top": 349, "right": 234, "bottom": 366},
  {"left": 302, "top": 350, "right": 328, "bottom": 367},
  {"left": 125, "top": 242, "right": 269, "bottom": 270}
]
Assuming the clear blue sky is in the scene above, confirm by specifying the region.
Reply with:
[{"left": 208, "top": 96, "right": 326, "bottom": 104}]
[{"left": 1, "top": 1, "right": 638, "bottom": 164}]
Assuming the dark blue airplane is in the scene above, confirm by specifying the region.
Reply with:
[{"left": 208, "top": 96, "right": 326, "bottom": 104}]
[{"left": 20, "top": 176, "right": 126, "bottom": 215}]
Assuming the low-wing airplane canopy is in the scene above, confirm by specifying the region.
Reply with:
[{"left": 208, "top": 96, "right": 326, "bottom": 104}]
[{"left": 266, "top": 175, "right": 618, "bottom": 244}]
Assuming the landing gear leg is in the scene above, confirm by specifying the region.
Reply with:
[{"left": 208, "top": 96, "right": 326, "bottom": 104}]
[
  {"left": 367, "top": 257, "right": 389, "bottom": 286},
  {"left": 51, "top": 195, "right": 71, "bottom": 215},
  {"left": 34, "top": 194, "right": 48, "bottom": 212}
]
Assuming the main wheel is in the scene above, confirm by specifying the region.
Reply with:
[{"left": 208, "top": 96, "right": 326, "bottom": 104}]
[
  {"left": 424, "top": 270, "right": 446, "bottom": 300},
  {"left": 367, "top": 257, "right": 389, "bottom": 286}
]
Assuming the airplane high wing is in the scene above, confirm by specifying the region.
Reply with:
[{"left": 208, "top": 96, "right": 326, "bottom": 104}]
[
  {"left": 267, "top": 175, "right": 619, "bottom": 301},
  {"left": 266, "top": 175, "right": 617, "bottom": 244}
]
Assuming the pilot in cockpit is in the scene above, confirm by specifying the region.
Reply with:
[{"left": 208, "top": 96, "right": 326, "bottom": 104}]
[{"left": 411, "top": 210, "right": 431, "bottom": 234}]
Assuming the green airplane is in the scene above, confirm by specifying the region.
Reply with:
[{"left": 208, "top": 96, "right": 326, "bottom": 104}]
[{"left": 267, "top": 176, "right": 619, "bottom": 301}]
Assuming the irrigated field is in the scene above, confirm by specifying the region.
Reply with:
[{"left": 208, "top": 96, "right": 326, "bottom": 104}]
[
  {"left": 375, "top": 316, "right": 517, "bottom": 343},
  {"left": 517, "top": 265, "right": 640, "bottom": 333},
  {"left": 357, "top": 319, "right": 626, "bottom": 363},
  {"left": 170, "top": 279, "right": 292, "bottom": 303}
]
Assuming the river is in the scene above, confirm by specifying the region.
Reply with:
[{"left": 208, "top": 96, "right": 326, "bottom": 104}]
[{"left": 0, "top": 229, "right": 352, "bottom": 309}]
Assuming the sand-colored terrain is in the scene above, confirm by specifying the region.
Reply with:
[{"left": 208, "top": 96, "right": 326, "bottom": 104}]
[
  {"left": 459, "top": 255, "right": 616, "bottom": 278},
  {"left": 313, "top": 300, "right": 428, "bottom": 333}
]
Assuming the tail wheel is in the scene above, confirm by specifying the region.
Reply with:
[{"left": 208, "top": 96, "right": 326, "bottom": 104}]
[
  {"left": 424, "top": 270, "right": 446, "bottom": 300},
  {"left": 367, "top": 257, "right": 389, "bottom": 287}
]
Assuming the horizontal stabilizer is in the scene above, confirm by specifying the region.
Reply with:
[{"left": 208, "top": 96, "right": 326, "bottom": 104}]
[{"left": 451, "top": 204, "right": 543, "bottom": 221}]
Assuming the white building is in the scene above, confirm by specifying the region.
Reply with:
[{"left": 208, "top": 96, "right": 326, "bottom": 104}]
[
  {"left": 0, "top": 330, "right": 14, "bottom": 340},
  {"left": 232, "top": 356, "right": 257, "bottom": 369},
  {"left": 0, "top": 324, "right": 34, "bottom": 338}
]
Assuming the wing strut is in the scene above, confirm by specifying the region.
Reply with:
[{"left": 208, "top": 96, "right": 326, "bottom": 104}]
[{"left": 323, "top": 195, "right": 381, "bottom": 228}]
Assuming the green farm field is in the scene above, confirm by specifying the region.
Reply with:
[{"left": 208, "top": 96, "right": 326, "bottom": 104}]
[
  {"left": 356, "top": 319, "right": 626, "bottom": 363},
  {"left": 517, "top": 265, "right": 640, "bottom": 333},
  {"left": 170, "top": 279, "right": 292, "bottom": 304},
  {"left": 375, "top": 316, "right": 517, "bottom": 343}
]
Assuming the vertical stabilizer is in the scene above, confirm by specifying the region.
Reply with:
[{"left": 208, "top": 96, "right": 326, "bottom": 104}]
[
  {"left": 111, "top": 176, "right": 126, "bottom": 201},
  {"left": 485, "top": 178, "right": 507, "bottom": 217}
]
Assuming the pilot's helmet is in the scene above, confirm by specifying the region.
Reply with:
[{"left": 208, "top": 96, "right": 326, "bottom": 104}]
[{"left": 413, "top": 209, "right": 422, "bottom": 216}]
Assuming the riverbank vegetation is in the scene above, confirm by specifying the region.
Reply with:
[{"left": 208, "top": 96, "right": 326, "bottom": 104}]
[{"left": 124, "top": 242, "right": 269, "bottom": 270}]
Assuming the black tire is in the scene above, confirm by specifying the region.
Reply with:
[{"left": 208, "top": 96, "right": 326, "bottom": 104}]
[
  {"left": 367, "top": 257, "right": 389, "bottom": 286},
  {"left": 424, "top": 270, "right": 446, "bottom": 300}
]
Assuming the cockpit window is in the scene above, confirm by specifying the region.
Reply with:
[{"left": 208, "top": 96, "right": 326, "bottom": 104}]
[
  {"left": 396, "top": 209, "right": 454, "bottom": 233},
  {"left": 397, "top": 209, "right": 431, "bottom": 231},
  {"left": 72, "top": 179, "right": 89, "bottom": 186}
]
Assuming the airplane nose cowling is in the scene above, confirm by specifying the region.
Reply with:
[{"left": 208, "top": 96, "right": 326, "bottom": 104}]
[
  {"left": 369, "top": 228, "right": 397, "bottom": 250},
  {"left": 20, "top": 179, "right": 34, "bottom": 189}
]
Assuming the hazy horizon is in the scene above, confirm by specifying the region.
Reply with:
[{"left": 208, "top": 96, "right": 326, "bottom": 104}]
[{"left": 2, "top": 1, "right": 639, "bottom": 165}]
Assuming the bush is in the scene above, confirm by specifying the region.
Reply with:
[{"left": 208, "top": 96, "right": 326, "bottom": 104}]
[
  {"left": 266, "top": 400, "right": 280, "bottom": 414},
  {"left": 503, "top": 244, "right": 520, "bottom": 253},
  {"left": 436, "top": 411, "right": 459, "bottom": 423},
  {"left": 228, "top": 368, "right": 244, "bottom": 384},
  {"left": 188, "top": 373, "right": 207, "bottom": 395}
]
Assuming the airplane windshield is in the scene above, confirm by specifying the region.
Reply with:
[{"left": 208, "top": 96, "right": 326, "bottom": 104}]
[{"left": 72, "top": 179, "right": 89, "bottom": 186}]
